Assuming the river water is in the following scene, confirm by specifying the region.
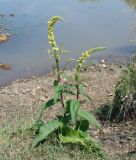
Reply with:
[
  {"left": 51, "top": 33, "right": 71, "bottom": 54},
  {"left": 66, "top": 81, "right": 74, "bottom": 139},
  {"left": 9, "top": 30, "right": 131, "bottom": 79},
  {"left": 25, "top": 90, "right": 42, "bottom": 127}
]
[{"left": 0, "top": 0, "right": 136, "bottom": 85}]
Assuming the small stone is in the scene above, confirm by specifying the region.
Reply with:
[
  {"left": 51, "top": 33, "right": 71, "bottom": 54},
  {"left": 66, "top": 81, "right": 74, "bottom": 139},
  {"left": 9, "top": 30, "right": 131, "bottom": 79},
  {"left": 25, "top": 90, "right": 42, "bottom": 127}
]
[
  {"left": 0, "top": 33, "right": 10, "bottom": 43},
  {"left": 103, "top": 128, "right": 111, "bottom": 134},
  {"left": 101, "top": 59, "right": 105, "bottom": 63},
  {"left": 102, "top": 64, "right": 107, "bottom": 68},
  {"left": 39, "top": 96, "right": 46, "bottom": 102},
  {"left": 119, "top": 140, "right": 126, "bottom": 144},
  {"left": 102, "top": 138, "right": 112, "bottom": 145},
  {"left": 21, "top": 89, "right": 26, "bottom": 94},
  {"left": 0, "top": 63, "right": 11, "bottom": 70},
  {"left": 108, "top": 93, "right": 113, "bottom": 97},
  {"left": 127, "top": 137, "right": 132, "bottom": 140}
]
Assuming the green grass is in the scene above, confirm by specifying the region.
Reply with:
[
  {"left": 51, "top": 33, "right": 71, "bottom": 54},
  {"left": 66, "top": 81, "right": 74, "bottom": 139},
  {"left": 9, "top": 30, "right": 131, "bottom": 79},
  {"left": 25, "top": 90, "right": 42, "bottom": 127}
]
[
  {"left": 98, "top": 64, "right": 136, "bottom": 121},
  {"left": 1, "top": 118, "right": 136, "bottom": 160},
  {"left": 0, "top": 119, "right": 106, "bottom": 160}
]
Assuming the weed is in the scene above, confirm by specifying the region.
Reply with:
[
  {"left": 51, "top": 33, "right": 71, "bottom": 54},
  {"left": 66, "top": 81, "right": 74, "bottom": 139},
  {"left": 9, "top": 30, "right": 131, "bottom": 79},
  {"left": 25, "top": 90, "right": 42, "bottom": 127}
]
[{"left": 31, "top": 16, "right": 106, "bottom": 159}]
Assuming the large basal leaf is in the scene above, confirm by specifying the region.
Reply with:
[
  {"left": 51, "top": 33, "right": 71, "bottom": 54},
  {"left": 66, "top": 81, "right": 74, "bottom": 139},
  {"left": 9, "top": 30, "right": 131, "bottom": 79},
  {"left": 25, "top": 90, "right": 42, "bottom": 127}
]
[
  {"left": 60, "top": 135, "right": 85, "bottom": 146},
  {"left": 32, "top": 120, "right": 62, "bottom": 148},
  {"left": 59, "top": 128, "right": 86, "bottom": 146},
  {"left": 60, "top": 127, "right": 105, "bottom": 159},
  {"left": 78, "top": 109, "right": 101, "bottom": 129},
  {"left": 66, "top": 100, "right": 80, "bottom": 125},
  {"left": 53, "top": 80, "right": 61, "bottom": 103}
]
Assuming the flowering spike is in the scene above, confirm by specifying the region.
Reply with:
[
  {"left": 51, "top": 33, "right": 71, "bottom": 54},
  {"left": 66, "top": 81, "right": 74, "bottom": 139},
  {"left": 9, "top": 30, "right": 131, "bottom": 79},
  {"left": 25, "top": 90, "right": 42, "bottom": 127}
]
[
  {"left": 48, "top": 16, "right": 63, "bottom": 55},
  {"left": 76, "top": 47, "right": 106, "bottom": 71}
]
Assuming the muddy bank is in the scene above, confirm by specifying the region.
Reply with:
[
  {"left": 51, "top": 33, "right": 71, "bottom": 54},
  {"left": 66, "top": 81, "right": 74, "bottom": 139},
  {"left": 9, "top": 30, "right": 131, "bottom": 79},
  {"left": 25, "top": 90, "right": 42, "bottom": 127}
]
[{"left": 0, "top": 63, "right": 136, "bottom": 159}]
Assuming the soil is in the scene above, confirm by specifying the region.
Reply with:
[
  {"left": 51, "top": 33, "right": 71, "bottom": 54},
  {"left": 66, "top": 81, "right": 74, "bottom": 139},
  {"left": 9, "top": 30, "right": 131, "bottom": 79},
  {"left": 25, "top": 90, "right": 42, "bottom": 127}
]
[{"left": 0, "top": 63, "right": 136, "bottom": 159}]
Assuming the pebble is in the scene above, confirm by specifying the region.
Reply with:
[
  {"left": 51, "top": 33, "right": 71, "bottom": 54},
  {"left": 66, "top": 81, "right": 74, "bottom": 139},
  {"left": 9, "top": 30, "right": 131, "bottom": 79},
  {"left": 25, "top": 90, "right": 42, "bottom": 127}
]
[
  {"left": 101, "top": 59, "right": 105, "bottom": 63},
  {"left": 102, "top": 64, "right": 107, "bottom": 68}
]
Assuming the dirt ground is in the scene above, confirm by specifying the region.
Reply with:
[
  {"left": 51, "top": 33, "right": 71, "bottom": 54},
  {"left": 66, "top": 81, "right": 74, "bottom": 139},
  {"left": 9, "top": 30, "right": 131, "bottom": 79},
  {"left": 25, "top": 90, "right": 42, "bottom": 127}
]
[{"left": 0, "top": 63, "right": 136, "bottom": 159}]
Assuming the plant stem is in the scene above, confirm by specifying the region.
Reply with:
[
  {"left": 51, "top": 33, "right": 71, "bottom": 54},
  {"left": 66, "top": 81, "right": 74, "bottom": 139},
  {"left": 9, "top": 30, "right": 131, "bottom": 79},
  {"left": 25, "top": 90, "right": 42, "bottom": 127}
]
[
  {"left": 75, "top": 69, "right": 80, "bottom": 100},
  {"left": 55, "top": 56, "right": 64, "bottom": 108},
  {"left": 76, "top": 83, "right": 79, "bottom": 100}
]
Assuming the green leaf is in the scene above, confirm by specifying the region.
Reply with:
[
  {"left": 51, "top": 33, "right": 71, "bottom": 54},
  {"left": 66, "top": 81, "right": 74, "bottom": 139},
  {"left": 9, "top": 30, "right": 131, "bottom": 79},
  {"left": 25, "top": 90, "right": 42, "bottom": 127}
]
[
  {"left": 28, "top": 120, "right": 44, "bottom": 132},
  {"left": 59, "top": 128, "right": 86, "bottom": 146},
  {"left": 76, "top": 120, "right": 89, "bottom": 132},
  {"left": 53, "top": 80, "right": 61, "bottom": 103},
  {"left": 57, "top": 115, "right": 70, "bottom": 125},
  {"left": 59, "top": 135, "right": 85, "bottom": 146},
  {"left": 78, "top": 109, "right": 101, "bottom": 129},
  {"left": 32, "top": 120, "right": 61, "bottom": 148},
  {"left": 63, "top": 90, "right": 76, "bottom": 96},
  {"left": 37, "top": 98, "right": 60, "bottom": 121},
  {"left": 83, "top": 92, "right": 93, "bottom": 102},
  {"left": 42, "top": 99, "right": 57, "bottom": 110},
  {"left": 79, "top": 84, "right": 84, "bottom": 94},
  {"left": 62, "top": 84, "right": 76, "bottom": 95},
  {"left": 63, "top": 84, "right": 76, "bottom": 90},
  {"left": 66, "top": 100, "right": 80, "bottom": 125},
  {"left": 60, "top": 127, "right": 105, "bottom": 159},
  {"left": 78, "top": 83, "right": 93, "bottom": 101},
  {"left": 79, "top": 83, "right": 93, "bottom": 102}
]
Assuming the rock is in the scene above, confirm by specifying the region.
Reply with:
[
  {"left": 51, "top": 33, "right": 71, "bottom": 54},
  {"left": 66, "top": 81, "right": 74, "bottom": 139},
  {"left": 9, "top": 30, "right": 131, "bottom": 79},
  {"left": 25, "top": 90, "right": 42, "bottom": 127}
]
[
  {"left": 0, "top": 63, "right": 11, "bottom": 70},
  {"left": 39, "top": 96, "right": 46, "bottom": 102},
  {"left": 119, "top": 140, "right": 126, "bottom": 144},
  {"left": 0, "top": 33, "right": 10, "bottom": 43},
  {"left": 102, "top": 64, "right": 107, "bottom": 68},
  {"left": 103, "top": 128, "right": 112, "bottom": 134},
  {"left": 101, "top": 59, "right": 105, "bottom": 63}
]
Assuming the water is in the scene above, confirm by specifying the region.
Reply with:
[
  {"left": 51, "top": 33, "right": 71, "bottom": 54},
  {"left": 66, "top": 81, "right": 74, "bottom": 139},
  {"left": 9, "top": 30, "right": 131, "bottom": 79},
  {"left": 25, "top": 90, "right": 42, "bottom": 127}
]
[{"left": 0, "top": 0, "right": 136, "bottom": 85}]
